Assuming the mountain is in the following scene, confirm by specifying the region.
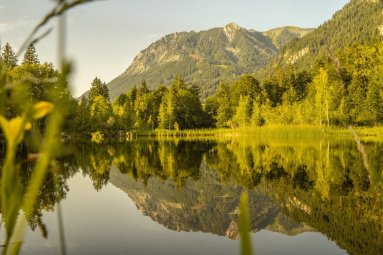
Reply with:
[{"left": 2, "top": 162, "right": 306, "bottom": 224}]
[
  {"left": 106, "top": 23, "right": 311, "bottom": 99},
  {"left": 104, "top": 0, "right": 383, "bottom": 100},
  {"left": 264, "top": 0, "right": 383, "bottom": 73}
]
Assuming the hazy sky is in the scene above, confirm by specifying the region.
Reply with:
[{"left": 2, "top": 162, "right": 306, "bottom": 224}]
[{"left": 0, "top": 0, "right": 349, "bottom": 97}]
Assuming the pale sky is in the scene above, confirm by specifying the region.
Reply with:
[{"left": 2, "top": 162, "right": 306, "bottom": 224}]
[{"left": 0, "top": 0, "right": 349, "bottom": 97}]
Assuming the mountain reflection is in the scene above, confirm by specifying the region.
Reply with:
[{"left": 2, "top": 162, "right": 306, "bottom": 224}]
[{"left": 1, "top": 136, "right": 383, "bottom": 255}]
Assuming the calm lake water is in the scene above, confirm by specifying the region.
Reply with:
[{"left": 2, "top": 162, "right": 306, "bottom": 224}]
[{"left": 1, "top": 136, "right": 382, "bottom": 255}]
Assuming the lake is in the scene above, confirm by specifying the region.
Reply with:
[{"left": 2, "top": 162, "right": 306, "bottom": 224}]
[{"left": 1, "top": 135, "right": 382, "bottom": 255}]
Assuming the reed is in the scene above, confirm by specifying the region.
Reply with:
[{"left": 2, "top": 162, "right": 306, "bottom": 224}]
[
  {"left": 0, "top": 1, "right": 95, "bottom": 254},
  {"left": 149, "top": 125, "right": 352, "bottom": 139}
]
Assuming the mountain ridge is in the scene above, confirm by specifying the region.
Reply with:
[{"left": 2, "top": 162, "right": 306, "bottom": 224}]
[{"left": 106, "top": 23, "right": 311, "bottom": 99}]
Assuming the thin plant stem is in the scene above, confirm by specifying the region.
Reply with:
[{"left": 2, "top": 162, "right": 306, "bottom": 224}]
[
  {"left": 57, "top": 202, "right": 67, "bottom": 255},
  {"left": 8, "top": 111, "right": 63, "bottom": 255}
]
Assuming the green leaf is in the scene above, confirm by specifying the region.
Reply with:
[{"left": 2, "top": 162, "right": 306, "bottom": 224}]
[
  {"left": 33, "top": 102, "right": 54, "bottom": 119},
  {"left": 0, "top": 116, "right": 28, "bottom": 146}
]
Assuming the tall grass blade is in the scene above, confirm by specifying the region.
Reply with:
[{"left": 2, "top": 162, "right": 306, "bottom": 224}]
[{"left": 239, "top": 191, "right": 253, "bottom": 255}]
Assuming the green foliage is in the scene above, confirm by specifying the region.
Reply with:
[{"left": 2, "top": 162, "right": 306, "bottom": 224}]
[
  {"left": 230, "top": 75, "right": 262, "bottom": 105},
  {"left": 203, "top": 96, "right": 219, "bottom": 127},
  {"left": 215, "top": 82, "right": 233, "bottom": 128},
  {"left": 134, "top": 80, "right": 161, "bottom": 129},
  {"left": 233, "top": 95, "right": 252, "bottom": 128},
  {"left": 90, "top": 95, "right": 112, "bottom": 120},
  {"left": 262, "top": 0, "right": 383, "bottom": 76},
  {"left": 158, "top": 75, "right": 208, "bottom": 130},
  {"left": 251, "top": 98, "right": 265, "bottom": 127},
  {"left": 10, "top": 62, "right": 57, "bottom": 107},
  {"left": 205, "top": 42, "right": 383, "bottom": 128},
  {"left": 91, "top": 131, "right": 104, "bottom": 144},
  {"left": 0, "top": 43, "right": 18, "bottom": 70},
  {"left": 112, "top": 94, "right": 133, "bottom": 129},
  {"left": 22, "top": 44, "right": 40, "bottom": 65},
  {"left": 88, "top": 77, "right": 109, "bottom": 103},
  {"left": 263, "top": 26, "right": 314, "bottom": 49},
  {"left": 313, "top": 68, "right": 329, "bottom": 126},
  {"left": 73, "top": 75, "right": 212, "bottom": 134},
  {"left": 158, "top": 92, "right": 174, "bottom": 130}
]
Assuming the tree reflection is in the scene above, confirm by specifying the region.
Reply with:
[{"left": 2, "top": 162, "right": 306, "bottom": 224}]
[{"left": 1, "top": 136, "right": 382, "bottom": 255}]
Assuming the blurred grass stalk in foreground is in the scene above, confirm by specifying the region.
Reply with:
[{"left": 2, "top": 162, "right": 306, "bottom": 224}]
[
  {"left": 0, "top": 1, "right": 95, "bottom": 255},
  {"left": 239, "top": 191, "right": 253, "bottom": 255}
]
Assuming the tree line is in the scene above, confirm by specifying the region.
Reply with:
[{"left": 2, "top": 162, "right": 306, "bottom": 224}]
[
  {"left": 2, "top": 41, "right": 383, "bottom": 136},
  {"left": 74, "top": 74, "right": 213, "bottom": 135},
  {"left": 81, "top": 41, "right": 383, "bottom": 134}
]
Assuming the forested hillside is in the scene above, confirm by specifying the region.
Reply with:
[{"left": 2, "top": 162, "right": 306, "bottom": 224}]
[
  {"left": 262, "top": 26, "right": 314, "bottom": 49},
  {"left": 263, "top": 0, "right": 383, "bottom": 74},
  {"left": 107, "top": 23, "right": 310, "bottom": 99}
]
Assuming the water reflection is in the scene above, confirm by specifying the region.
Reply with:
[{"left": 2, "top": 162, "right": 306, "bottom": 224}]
[{"left": 1, "top": 136, "right": 383, "bottom": 255}]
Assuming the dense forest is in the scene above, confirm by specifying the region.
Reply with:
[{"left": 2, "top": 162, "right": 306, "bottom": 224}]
[{"left": 1, "top": 40, "right": 383, "bottom": 137}]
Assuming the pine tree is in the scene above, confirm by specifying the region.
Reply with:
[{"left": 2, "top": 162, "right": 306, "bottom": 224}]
[
  {"left": 165, "top": 94, "right": 174, "bottom": 130},
  {"left": 233, "top": 95, "right": 251, "bottom": 128},
  {"left": 366, "top": 81, "right": 383, "bottom": 124},
  {"left": 138, "top": 79, "right": 149, "bottom": 95},
  {"left": 158, "top": 102, "right": 167, "bottom": 129},
  {"left": 230, "top": 75, "right": 261, "bottom": 106},
  {"left": 1, "top": 43, "right": 18, "bottom": 69},
  {"left": 114, "top": 93, "right": 129, "bottom": 106},
  {"left": 88, "top": 77, "right": 109, "bottom": 103},
  {"left": 90, "top": 95, "right": 112, "bottom": 128},
  {"left": 251, "top": 97, "right": 265, "bottom": 127},
  {"left": 171, "top": 74, "right": 186, "bottom": 92},
  {"left": 313, "top": 68, "right": 330, "bottom": 127},
  {"left": 127, "top": 86, "right": 138, "bottom": 104},
  {"left": 22, "top": 44, "right": 40, "bottom": 65},
  {"left": 158, "top": 94, "right": 175, "bottom": 130},
  {"left": 216, "top": 82, "right": 233, "bottom": 128}
]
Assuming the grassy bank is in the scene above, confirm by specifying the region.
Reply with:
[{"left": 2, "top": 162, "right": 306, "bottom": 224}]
[{"left": 129, "top": 125, "right": 383, "bottom": 140}]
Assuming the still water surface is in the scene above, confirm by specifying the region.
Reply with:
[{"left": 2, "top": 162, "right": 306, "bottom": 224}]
[{"left": 2, "top": 136, "right": 382, "bottom": 254}]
